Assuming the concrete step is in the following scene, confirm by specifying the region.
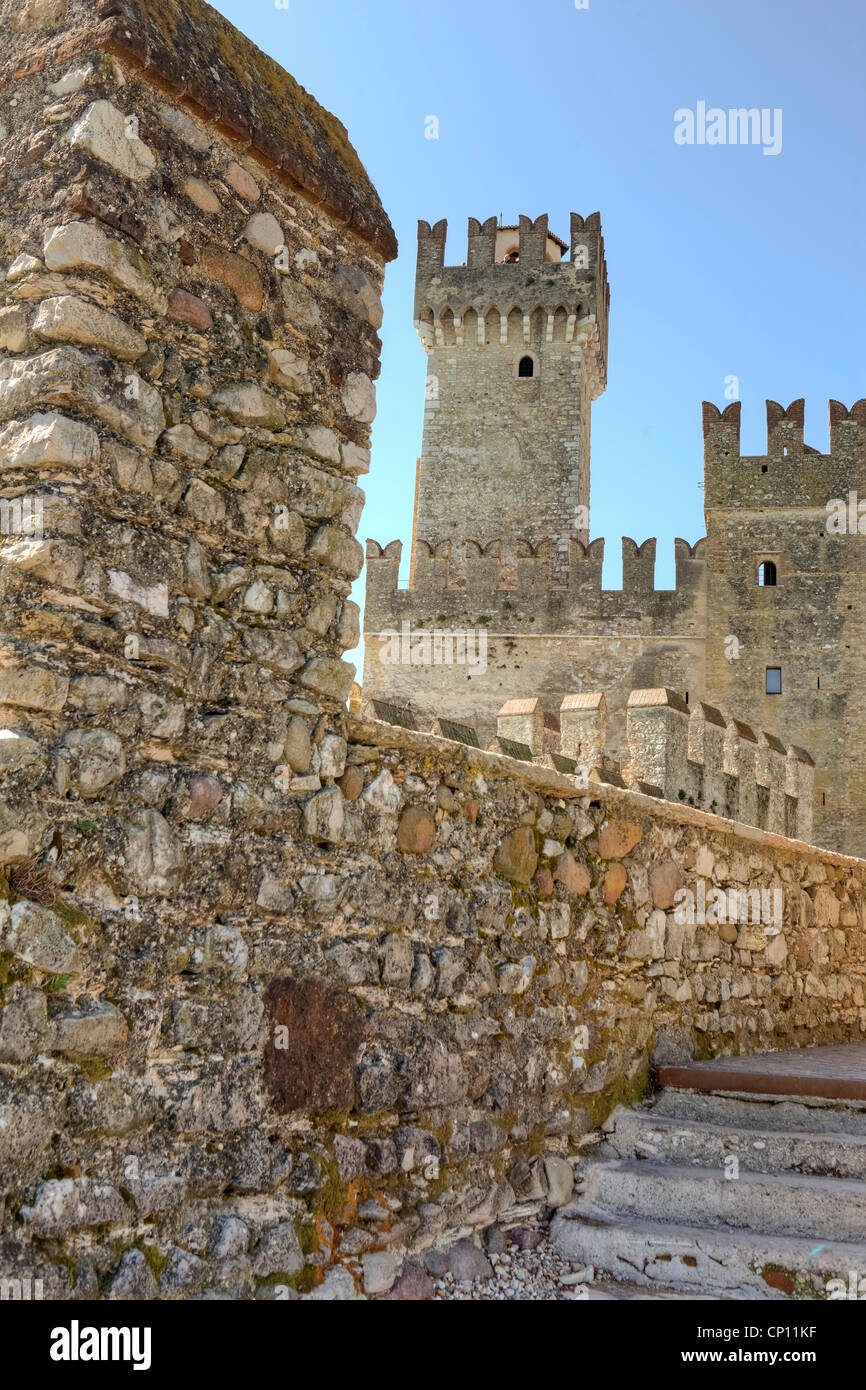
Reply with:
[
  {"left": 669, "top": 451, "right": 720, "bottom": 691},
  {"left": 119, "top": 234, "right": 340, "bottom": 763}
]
[
  {"left": 605, "top": 1106, "right": 866, "bottom": 1179},
  {"left": 581, "top": 1157, "right": 866, "bottom": 1241},
  {"left": 551, "top": 1203, "right": 866, "bottom": 1299},
  {"left": 649, "top": 1089, "right": 866, "bottom": 1135}
]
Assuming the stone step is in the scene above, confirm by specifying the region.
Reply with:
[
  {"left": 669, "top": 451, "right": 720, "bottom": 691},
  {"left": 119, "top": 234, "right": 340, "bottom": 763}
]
[
  {"left": 649, "top": 1088, "right": 866, "bottom": 1135},
  {"left": 551, "top": 1203, "right": 866, "bottom": 1299},
  {"left": 605, "top": 1106, "right": 866, "bottom": 1179},
  {"left": 581, "top": 1158, "right": 866, "bottom": 1241}
]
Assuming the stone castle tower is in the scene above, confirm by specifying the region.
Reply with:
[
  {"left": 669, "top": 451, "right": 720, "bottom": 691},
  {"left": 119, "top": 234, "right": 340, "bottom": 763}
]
[
  {"left": 364, "top": 212, "right": 865, "bottom": 860},
  {"left": 411, "top": 214, "right": 608, "bottom": 567}
]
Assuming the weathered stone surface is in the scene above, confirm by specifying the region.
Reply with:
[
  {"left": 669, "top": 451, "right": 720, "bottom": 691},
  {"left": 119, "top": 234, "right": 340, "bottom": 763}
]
[
  {"left": 0, "top": 305, "right": 28, "bottom": 352},
  {"left": 341, "top": 371, "right": 376, "bottom": 423},
  {"left": 178, "top": 775, "right": 223, "bottom": 821},
  {"left": 244, "top": 212, "right": 284, "bottom": 254},
  {"left": 264, "top": 978, "right": 365, "bottom": 1111},
  {"left": 598, "top": 820, "right": 643, "bottom": 859},
  {"left": 0, "top": 730, "right": 43, "bottom": 769},
  {"left": 304, "top": 1267, "right": 360, "bottom": 1301},
  {"left": 243, "top": 629, "right": 303, "bottom": 675},
  {"left": 0, "top": 0, "right": 857, "bottom": 1312},
  {"left": 301, "top": 424, "right": 342, "bottom": 464},
  {"left": 381, "top": 933, "right": 414, "bottom": 987},
  {"left": 297, "top": 657, "right": 356, "bottom": 703},
  {"left": 554, "top": 850, "right": 591, "bottom": 895},
  {"left": 333, "top": 1134, "right": 366, "bottom": 1180},
  {"left": 2, "top": 895, "right": 79, "bottom": 973},
  {"left": 225, "top": 162, "right": 260, "bottom": 201},
  {"left": 182, "top": 478, "right": 226, "bottom": 527},
  {"left": 106, "top": 1250, "right": 159, "bottom": 1300},
  {"left": 211, "top": 381, "right": 285, "bottom": 428},
  {"left": 603, "top": 863, "right": 628, "bottom": 903},
  {"left": 201, "top": 246, "right": 264, "bottom": 312},
  {"left": 378, "top": 1261, "right": 435, "bottom": 1300},
  {"left": 338, "top": 765, "right": 365, "bottom": 800},
  {"left": 267, "top": 348, "right": 312, "bottom": 393},
  {"left": 494, "top": 826, "right": 538, "bottom": 884},
  {"left": 1, "top": 537, "right": 84, "bottom": 589},
  {"left": 498, "top": 956, "right": 536, "bottom": 995},
  {"left": 167, "top": 287, "right": 213, "bottom": 330},
  {"left": 543, "top": 1154, "right": 574, "bottom": 1208},
  {"left": 302, "top": 786, "right": 345, "bottom": 842},
  {"left": 425, "top": 1240, "right": 493, "bottom": 1282},
  {"left": 10, "top": 0, "right": 67, "bottom": 31},
  {"left": 0, "top": 348, "right": 165, "bottom": 451},
  {"left": 184, "top": 176, "right": 221, "bottom": 213},
  {"left": 65, "top": 100, "right": 157, "bottom": 181},
  {"left": 334, "top": 264, "right": 384, "bottom": 329},
  {"left": 159, "top": 103, "right": 210, "bottom": 150},
  {"left": 396, "top": 805, "right": 436, "bottom": 854},
  {"left": 122, "top": 810, "right": 185, "bottom": 896},
  {"left": 306, "top": 524, "right": 365, "bottom": 580},
  {"left": 651, "top": 860, "right": 684, "bottom": 909},
  {"left": 58, "top": 728, "right": 125, "bottom": 797},
  {"left": 0, "top": 412, "right": 100, "bottom": 467},
  {"left": 51, "top": 1001, "right": 129, "bottom": 1056},
  {"left": 33, "top": 295, "right": 147, "bottom": 360},
  {"left": 0, "top": 986, "right": 49, "bottom": 1061},
  {"left": 283, "top": 716, "right": 312, "bottom": 773},
  {"left": 251, "top": 1223, "right": 304, "bottom": 1277},
  {"left": 43, "top": 222, "right": 167, "bottom": 313},
  {"left": 21, "top": 1179, "right": 127, "bottom": 1235},
  {"left": 363, "top": 769, "right": 403, "bottom": 812},
  {"left": 362, "top": 1251, "right": 400, "bottom": 1294},
  {"left": 0, "top": 663, "right": 68, "bottom": 711}
]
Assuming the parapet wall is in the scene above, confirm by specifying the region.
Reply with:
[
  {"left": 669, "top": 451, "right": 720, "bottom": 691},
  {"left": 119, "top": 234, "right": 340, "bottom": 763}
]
[
  {"left": 365, "top": 535, "right": 708, "bottom": 630},
  {"left": 492, "top": 686, "right": 814, "bottom": 841},
  {"left": 703, "top": 398, "right": 866, "bottom": 508}
]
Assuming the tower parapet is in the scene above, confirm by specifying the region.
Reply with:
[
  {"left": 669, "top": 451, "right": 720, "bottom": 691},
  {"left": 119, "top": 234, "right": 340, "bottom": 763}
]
[{"left": 703, "top": 398, "right": 866, "bottom": 509}]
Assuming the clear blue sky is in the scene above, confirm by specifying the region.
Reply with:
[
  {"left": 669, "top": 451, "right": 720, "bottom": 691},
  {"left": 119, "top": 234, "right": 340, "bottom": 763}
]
[{"left": 211, "top": 0, "right": 866, "bottom": 661}]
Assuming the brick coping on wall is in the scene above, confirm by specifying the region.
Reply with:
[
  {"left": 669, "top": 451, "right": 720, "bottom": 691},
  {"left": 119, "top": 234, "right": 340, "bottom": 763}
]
[{"left": 345, "top": 715, "right": 866, "bottom": 873}]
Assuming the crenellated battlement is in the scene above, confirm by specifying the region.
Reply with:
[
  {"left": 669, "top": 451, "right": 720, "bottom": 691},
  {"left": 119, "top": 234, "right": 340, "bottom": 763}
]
[
  {"left": 490, "top": 687, "right": 813, "bottom": 841},
  {"left": 417, "top": 211, "right": 606, "bottom": 274},
  {"left": 365, "top": 534, "right": 707, "bottom": 629},
  {"left": 703, "top": 398, "right": 866, "bottom": 509},
  {"left": 414, "top": 211, "right": 610, "bottom": 393}
]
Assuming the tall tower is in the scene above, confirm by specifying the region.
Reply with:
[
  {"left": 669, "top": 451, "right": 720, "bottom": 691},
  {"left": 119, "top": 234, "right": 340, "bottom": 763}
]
[
  {"left": 702, "top": 398, "right": 866, "bottom": 857},
  {"left": 411, "top": 213, "right": 609, "bottom": 569}
]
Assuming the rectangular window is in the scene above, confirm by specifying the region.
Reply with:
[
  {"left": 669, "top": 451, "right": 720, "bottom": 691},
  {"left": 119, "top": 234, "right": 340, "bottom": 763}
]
[{"left": 766, "top": 666, "right": 782, "bottom": 695}]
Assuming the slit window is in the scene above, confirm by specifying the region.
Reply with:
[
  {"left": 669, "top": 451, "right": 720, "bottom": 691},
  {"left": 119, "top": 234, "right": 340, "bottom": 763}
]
[
  {"left": 518, "top": 355, "right": 535, "bottom": 379},
  {"left": 766, "top": 667, "right": 782, "bottom": 695},
  {"left": 758, "top": 561, "right": 777, "bottom": 586}
]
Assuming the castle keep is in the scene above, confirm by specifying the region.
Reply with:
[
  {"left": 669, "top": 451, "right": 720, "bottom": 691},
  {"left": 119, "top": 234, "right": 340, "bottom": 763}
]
[{"left": 363, "top": 217, "right": 866, "bottom": 859}]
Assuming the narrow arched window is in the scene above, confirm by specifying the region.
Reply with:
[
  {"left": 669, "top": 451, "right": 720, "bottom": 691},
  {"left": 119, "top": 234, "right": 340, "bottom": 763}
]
[
  {"left": 518, "top": 356, "right": 534, "bottom": 378},
  {"left": 758, "top": 560, "right": 777, "bottom": 586}
]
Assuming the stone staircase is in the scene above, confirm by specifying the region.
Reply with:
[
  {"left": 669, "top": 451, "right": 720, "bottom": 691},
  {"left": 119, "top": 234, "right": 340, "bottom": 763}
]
[{"left": 552, "top": 1087, "right": 866, "bottom": 1298}]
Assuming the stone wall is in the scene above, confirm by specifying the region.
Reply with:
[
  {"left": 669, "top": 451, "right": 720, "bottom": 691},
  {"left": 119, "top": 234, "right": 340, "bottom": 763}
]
[{"left": 363, "top": 534, "right": 708, "bottom": 754}]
